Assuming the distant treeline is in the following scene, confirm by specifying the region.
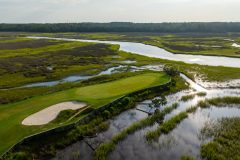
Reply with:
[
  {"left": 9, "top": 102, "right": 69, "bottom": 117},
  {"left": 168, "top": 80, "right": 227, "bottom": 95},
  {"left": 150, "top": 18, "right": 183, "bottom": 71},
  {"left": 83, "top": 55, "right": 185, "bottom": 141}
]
[{"left": 1, "top": 22, "right": 240, "bottom": 33}]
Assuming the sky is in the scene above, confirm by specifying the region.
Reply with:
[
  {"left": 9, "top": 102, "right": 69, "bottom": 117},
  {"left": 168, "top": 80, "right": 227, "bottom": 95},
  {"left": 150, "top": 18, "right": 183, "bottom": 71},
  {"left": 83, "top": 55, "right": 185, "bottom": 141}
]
[{"left": 0, "top": 0, "right": 240, "bottom": 23}]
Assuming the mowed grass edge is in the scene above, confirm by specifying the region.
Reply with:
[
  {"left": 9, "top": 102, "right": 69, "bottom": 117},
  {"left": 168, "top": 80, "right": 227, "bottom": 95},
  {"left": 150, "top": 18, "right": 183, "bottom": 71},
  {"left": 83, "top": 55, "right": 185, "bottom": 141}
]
[{"left": 0, "top": 72, "right": 170, "bottom": 156}]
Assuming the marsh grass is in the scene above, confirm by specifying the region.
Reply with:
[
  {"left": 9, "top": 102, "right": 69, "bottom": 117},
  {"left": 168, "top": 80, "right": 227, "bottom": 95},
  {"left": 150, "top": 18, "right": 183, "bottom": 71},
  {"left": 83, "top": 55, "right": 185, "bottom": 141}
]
[
  {"left": 145, "top": 111, "right": 188, "bottom": 142},
  {"left": 180, "top": 154, "right": 196, "bottom": 160},
  {"left": 196, "top": 92, "right": 207, "bottom": 97},
  {"left": 180, "top": 94, "right": 196, "bottom": 101},
  {"left": 197, "top": 100, "right": 210, "bottom": 108},
  {"left": 99, "top": 122, "right": 110, "bottom": 132},
  {"left": 94, "top": 103, "right": 179, "bottom": 160},
  {"left": 200, "top": 117, "right": 240, "bottom": 160},
  {"left": 207, "top": 96, "right": 240, "bottom": 106},
  {"left": 158, "top": 134, "right": 178, "bottom": 149},
  {"left": 180, "top": 92, "right": 206, "bottom": 102},
  {"left": 186, "top": 99, "right": 210, "bottom": 113},
  {"left": 187, "top": 96, "right": 240, "bottom": 113},
  {"left": 186, "top": 105, "right": 198, "bottom": 113}
]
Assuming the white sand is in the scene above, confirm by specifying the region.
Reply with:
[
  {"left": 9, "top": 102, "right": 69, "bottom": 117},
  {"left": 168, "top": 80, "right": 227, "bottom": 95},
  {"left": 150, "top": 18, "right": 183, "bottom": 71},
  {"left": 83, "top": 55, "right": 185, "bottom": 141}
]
[{"left": 22, "top": 101, "right": 87, "bottom": 125}]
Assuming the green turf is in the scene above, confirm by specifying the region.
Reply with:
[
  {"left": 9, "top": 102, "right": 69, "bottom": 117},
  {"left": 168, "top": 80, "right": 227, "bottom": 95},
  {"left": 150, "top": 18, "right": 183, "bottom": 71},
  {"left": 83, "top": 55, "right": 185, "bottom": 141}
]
[{"left": 0, "top": 72, "right": 169, "bottom": 156}]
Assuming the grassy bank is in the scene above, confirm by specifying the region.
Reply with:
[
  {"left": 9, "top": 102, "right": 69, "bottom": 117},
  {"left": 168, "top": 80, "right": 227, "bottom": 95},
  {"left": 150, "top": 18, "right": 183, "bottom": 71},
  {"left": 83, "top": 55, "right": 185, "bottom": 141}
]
[{"left": 0, "top": 73, "right": 170, "bottom": 156}]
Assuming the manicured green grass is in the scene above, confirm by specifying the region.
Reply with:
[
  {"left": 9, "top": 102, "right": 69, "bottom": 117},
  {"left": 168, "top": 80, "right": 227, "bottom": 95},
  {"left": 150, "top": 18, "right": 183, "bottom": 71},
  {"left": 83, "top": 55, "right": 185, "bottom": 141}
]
[{"left": 0, "top": 72, "right": 170, "bottom": 156}]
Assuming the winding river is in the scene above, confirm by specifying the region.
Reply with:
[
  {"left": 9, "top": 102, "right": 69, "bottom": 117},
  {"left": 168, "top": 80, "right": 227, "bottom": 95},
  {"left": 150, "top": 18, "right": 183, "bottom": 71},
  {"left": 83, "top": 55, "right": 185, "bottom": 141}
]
[{"left": 28, "top": 36, "right": 240, "bottom": 68}]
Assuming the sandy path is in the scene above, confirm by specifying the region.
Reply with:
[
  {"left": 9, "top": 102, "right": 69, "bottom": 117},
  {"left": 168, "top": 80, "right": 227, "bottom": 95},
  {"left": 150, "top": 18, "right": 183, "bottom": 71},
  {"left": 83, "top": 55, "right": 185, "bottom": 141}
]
[{"left": 22, "top": 101, "right": 87, "bottom": 125}]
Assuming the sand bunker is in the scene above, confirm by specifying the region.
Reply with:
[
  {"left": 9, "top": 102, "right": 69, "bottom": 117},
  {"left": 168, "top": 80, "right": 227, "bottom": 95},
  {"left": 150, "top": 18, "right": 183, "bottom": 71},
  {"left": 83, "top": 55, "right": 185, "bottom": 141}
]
[{"left": 22, "top": 101, "right": 87, "bottom": 125}]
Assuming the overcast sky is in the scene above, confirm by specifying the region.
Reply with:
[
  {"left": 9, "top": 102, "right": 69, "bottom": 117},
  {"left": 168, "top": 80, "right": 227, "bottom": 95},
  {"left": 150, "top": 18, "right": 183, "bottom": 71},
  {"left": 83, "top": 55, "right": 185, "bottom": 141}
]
[{"left": 1, "top": 0, "right": 240, "bottom": 23}]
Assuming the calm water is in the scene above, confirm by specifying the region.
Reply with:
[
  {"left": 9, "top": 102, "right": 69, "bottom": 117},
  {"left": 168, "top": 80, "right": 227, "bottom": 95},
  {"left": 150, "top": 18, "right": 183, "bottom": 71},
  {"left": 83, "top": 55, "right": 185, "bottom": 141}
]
[
  {"left": 21, "top": 65, "right": 125, "bottom": 87},
  {"left": 52, "top": 74, "right": 240, "bottom": 160},
  {"left": 28, "top": 36, "right": 240, "bottom": 68},
  {"left": 20, "top": 65, "right": 161, "bottom": 88},
  {"left": 21, "top": 36, "right": 240, "bottom": 88}
]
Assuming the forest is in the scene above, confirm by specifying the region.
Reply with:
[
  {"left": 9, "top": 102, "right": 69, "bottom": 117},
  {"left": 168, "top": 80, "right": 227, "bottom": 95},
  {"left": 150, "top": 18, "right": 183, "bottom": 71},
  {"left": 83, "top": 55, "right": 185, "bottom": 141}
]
[{"left": 1, "top": 22, "right": 240, "bottom": 33}]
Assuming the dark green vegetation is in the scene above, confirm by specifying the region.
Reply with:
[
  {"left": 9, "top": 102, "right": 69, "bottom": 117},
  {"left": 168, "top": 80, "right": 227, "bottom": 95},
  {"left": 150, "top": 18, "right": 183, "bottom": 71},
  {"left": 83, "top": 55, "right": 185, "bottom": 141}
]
[
  {"left": 0, "top": 73, "right": 172, "bottom": 157},
  {"left": 2, "top": 22, "right": 240, "bottom": 33},
  {"left": 187, "top": 96, "right": 240, "bottom": 113},
  {"left": 148, "top": 95, "right": 167, "bottom": 112},
  {"left": 99, "top": 121, "right": 110, "bottom": 132},
  {"left": 180, "top": 92, "right": 207, "bottom": 102},
  {"left": 208, "top": 96, "right": 240, "bottom": 106},
  {"left": 145, "top": 111, "right": 188, "bottom": 142},
  {"left": 196, "top": 92, "right": 207, "bottom": 96},
  {"left": 163, "top": 66, "right": 180, "bottom": 76},
  {"left": 180, "top": 154, "right": 196, "bottom": 160},
  {"left": 1, "top": 75, "right": 187, "bottom": 160},
  {"left": 200, "top": 117, "right": 240, "bottom": 160},
  {"left": 180, "top": 94, "right": 196, "bottom": 101},
  {"left": 94, "top": 103, "right": 179, "bottom": 160}
]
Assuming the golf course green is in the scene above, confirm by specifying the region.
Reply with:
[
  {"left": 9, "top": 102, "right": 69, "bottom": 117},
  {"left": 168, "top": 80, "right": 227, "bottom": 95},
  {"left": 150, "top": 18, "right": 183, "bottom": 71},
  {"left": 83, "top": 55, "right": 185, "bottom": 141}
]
[{"left": 0, "top": 72, "right": 170, "bottom": 156}]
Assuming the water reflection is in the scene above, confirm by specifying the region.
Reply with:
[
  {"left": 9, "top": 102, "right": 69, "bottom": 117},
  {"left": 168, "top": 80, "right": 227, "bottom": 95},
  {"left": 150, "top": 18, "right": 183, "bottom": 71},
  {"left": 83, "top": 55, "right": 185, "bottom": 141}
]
[
  {"left": 21, "top": 65, "right": 125, "bottom": 87},
  {"left": 27, "top": 36, "right": 240, "bottom": 68},
  {"left": 52, "top": 73, "right": 240, "bottom": 160}
]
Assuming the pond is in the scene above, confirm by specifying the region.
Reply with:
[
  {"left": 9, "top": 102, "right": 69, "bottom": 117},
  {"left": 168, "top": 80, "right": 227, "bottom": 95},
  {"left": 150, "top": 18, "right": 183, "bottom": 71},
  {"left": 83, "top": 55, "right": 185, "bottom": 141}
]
[{"left": 52, "top": 74, "right": 240, "bottom": 160}]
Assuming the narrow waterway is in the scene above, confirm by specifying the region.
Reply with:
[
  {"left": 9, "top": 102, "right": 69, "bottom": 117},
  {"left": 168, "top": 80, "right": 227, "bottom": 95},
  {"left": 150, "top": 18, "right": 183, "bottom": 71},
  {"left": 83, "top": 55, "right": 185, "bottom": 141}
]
[
  {"left": 28, "top": 36, "right": 240, "bottom": 68},
  {"left": 21, "top": 65, "right": 125, "bottom": 87},
  {"left": 52, "top": 74, "right": 240, "bottom": 160},
  {"left": 16, "top": 36, "right": 240, "bottom": 88}
]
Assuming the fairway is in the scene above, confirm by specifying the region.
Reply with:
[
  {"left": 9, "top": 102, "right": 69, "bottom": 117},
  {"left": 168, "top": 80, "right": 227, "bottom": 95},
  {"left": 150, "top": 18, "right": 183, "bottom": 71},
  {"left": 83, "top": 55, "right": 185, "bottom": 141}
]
[{"left": 0, "top": 72, "right": 170, "bottom": 156}]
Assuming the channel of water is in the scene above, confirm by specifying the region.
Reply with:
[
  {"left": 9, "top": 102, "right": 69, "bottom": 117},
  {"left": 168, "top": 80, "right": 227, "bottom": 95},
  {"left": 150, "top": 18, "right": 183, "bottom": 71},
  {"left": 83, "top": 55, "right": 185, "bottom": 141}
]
[
  {"left": 52, "top": 74, "right": 240, "bottom": 160},
  {"left": 28, "top": 36, "right": 240, "bottom": 68},
  {"left": 21, "top": 36, "right": 240, "bottom": 88}
]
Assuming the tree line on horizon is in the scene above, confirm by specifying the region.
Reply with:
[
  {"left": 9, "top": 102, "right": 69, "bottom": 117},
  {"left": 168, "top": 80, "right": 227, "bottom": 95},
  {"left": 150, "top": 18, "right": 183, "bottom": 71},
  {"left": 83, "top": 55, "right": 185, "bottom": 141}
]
[{"left": 1, "top": 22, "right": 240, "bottom": 33}]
